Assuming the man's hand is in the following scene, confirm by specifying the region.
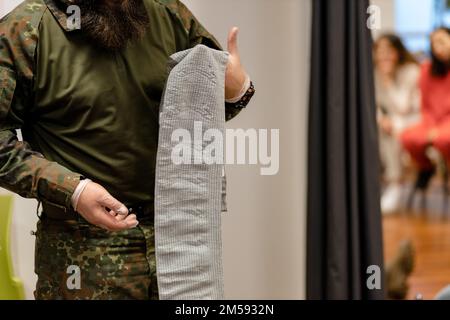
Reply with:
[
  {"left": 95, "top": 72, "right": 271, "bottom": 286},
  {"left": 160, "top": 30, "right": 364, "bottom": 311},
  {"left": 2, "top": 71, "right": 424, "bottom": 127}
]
[
  {"left": 76, "top": 182, "right": 138, "bottom": 231},
  {"left": 225, "top": 27, "right": 248, "bottom": 100}
]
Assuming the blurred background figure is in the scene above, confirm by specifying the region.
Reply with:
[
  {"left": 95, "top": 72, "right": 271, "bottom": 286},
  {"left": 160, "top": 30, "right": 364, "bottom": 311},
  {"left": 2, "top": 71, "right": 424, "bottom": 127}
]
[
  {"left": 371, "top": 0, "right": 450, "bottom": 300},
  {"left": 401, "top": 27, "right": 450, "bottom": 192},
  {"left": 374, "top": 34, "right": 421, "bottom": 214},
  {"left": 435, "top": 284, "right": 450, "bottom": 300},
  {"left": 386, "top": 239, "right": 415, "bottom": 299}
]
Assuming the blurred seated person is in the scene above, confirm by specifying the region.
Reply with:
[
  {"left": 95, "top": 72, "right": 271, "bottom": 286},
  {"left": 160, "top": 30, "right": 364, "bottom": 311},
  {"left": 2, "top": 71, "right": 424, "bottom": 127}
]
[
  {"left": 401, "top": 27, "right": 450, "bottom": 192},
  {"left": 374, "top": 34, "right": 421, "bottom": 213}
]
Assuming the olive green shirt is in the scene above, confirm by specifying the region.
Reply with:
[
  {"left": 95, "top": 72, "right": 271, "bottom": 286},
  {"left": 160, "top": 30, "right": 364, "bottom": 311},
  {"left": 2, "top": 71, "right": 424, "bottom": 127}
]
[{"left": 0, "top": 0, "right": 253, "bottom": 209}]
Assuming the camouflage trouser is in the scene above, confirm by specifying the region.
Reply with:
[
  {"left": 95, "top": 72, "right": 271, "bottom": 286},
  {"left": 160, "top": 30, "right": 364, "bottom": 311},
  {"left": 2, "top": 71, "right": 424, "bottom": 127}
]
[{"left": 34, "top": 213, "right": 158, "bottom": 300}]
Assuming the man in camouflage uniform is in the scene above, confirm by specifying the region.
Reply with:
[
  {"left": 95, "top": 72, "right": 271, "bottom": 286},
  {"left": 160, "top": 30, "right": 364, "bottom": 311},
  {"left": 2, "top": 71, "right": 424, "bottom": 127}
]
[{"left": 0, "top": 0, "right": 255, "bottom": 299}]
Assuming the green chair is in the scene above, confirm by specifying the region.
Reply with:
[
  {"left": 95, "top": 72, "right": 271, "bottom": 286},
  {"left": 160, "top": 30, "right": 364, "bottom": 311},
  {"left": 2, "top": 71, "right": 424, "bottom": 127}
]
[{"left": 0, "top": 195, "right": 25, "bottom": 300}]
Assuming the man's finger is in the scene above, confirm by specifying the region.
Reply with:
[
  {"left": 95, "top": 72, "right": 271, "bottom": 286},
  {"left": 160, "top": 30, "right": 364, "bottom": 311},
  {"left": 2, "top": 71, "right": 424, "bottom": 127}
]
[
  {"left": 94, "top": 209, "right": 136, "bottom": 231},
  {"left": 124, "top": 214, "right": 139, "bottom": 226},
  {"left": 115, "top": 211, "right": 127, "bottom": 221},
  {"left": 227, "top": 27, "right": 239, "bottom": 56},
  {"left": 107, "top": 209, "right": 117, "bottom": 217},
  {"left": 98, "top": 193, "right": 128, "bottom": 216}
]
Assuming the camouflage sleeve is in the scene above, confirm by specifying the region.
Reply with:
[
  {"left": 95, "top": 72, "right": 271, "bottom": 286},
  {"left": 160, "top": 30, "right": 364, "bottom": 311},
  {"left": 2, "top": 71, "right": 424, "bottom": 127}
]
[
  {"left": 164, "top": 0, "right": 255, "bottom": 121},
  {"left": 0, "top": 2, "right": 81, "bottom": 209},
  {"left": 225, "top": 81, "right": 256, "bottom": 121}
]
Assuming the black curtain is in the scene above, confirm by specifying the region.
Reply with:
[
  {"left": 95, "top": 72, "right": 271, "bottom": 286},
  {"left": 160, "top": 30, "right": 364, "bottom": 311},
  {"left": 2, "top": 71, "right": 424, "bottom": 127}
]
[{"left": 307, "top": 0, "right": 385, "bottom": 300}]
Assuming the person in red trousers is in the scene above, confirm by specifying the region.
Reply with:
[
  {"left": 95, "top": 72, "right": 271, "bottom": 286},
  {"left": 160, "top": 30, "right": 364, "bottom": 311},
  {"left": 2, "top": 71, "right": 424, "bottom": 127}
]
[{"left": 401, "top": 27, "right": 450, "bottom": 189}]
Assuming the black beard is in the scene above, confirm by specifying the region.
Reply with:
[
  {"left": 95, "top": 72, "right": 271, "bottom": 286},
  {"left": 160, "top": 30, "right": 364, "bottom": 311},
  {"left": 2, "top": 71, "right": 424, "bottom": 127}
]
[{"left": 72, "top": 0, "right": 150, "bottom": 51}]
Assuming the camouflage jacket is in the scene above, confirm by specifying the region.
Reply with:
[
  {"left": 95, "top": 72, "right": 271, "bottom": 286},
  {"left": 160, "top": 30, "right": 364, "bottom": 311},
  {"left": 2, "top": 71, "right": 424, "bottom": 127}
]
[{"left": 0, "top": 0, "right": 255, "bottom": 209}]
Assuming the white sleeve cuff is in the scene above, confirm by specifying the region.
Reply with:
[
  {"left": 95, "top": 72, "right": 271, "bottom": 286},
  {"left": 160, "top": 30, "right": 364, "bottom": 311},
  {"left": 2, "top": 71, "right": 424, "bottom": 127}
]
[
  {"left": 225, "top": 74, "right": 251, "bottom": 104},
  {"left": 71, "top": 178, "right": 92, "bottom": 211}
]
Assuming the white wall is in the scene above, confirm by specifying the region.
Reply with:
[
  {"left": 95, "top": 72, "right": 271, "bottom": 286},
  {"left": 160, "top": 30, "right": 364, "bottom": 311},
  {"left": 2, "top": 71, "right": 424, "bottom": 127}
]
[
  {"left": 371, "top": 0, "right": 396, "bottom": 38},
  {"left": 1, "top": 0, "right": 311, "bottom": 300},
  {"left": 0, "top": 0, "right": 23, "bottom": 17},
  {"left": 183, "top": 0, "right": 311, "bottom": 299}
]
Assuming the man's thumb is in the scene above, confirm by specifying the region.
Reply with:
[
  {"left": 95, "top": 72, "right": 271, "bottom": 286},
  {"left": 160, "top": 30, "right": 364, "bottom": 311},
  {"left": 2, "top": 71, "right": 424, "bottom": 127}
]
[
  {"left": 98, "top": 192, "right": 128, "bottom": 216},
  {"left": 227, "top": 27, "right": 239, "bottom": 56}
]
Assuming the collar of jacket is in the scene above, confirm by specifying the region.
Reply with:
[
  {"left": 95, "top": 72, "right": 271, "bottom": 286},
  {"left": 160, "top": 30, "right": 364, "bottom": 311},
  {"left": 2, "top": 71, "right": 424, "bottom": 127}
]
[{"left": 43, "top": 0, "right": 77, "bottom": 32}]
